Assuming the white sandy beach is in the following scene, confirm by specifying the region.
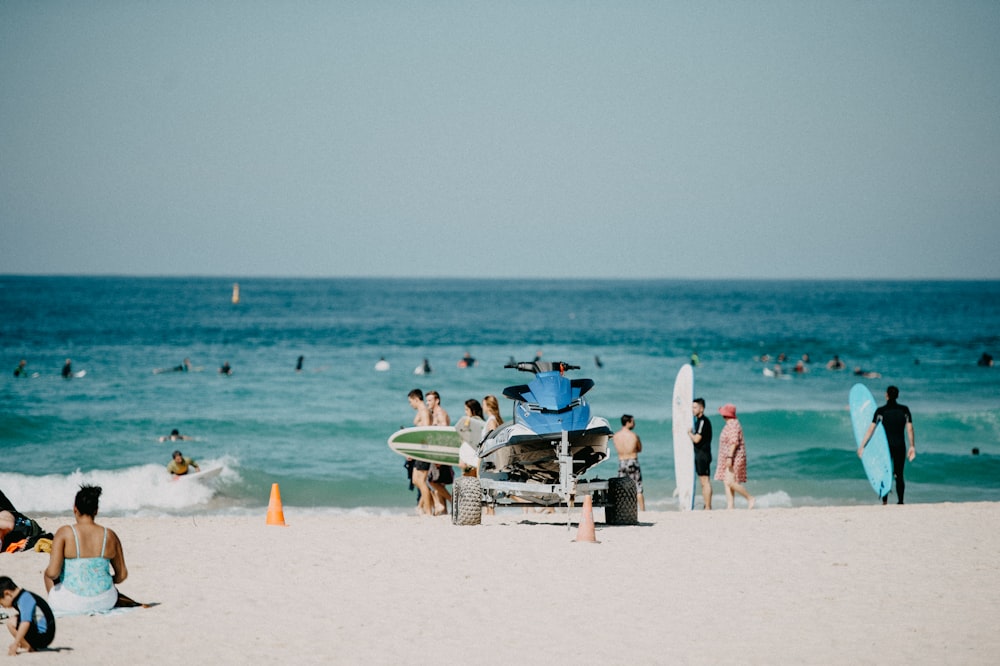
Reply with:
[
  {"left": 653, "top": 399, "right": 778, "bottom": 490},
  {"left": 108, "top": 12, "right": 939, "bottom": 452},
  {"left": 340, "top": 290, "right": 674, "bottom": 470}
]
[{"left": 3, "top": 503, "right": 999, "bottom": 664}]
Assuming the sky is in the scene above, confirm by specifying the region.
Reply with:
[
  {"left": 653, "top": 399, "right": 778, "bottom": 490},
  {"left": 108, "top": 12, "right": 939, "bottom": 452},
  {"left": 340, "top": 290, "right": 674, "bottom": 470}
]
[{"left": 2, "top": 1, "right": 998, "bottom": 280}]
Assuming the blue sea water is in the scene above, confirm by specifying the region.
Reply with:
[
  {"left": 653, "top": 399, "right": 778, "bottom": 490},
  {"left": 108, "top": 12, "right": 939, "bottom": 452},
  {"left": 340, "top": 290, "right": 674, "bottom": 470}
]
[{"left": 2, "top": 276, "right": 998, "bottom": 516}]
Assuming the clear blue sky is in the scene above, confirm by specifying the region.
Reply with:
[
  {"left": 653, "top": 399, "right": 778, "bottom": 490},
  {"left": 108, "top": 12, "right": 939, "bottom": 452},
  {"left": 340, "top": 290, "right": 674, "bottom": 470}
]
[{"left": 2, "top": 2, "right": 998, "bottom": 279}]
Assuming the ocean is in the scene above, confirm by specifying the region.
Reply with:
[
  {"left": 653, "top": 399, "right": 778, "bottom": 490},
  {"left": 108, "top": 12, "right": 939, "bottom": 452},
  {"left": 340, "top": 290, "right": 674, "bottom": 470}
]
[{"left": 2, "top": 276, "right": 998, "bottom": 516}]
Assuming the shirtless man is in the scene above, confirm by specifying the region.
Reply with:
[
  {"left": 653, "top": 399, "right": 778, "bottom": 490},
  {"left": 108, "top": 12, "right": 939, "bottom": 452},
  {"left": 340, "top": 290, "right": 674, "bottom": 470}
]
[
  {"left": 425, "top": 391, "right": 452, "bottom": 514},
  {"left": 612, "top": 414, "right": 645, "bottom": 511},
  {"left": 426, "top": 391, "right": 450, "bottom": 426},
  {"left": 408, "top": 389, "right": 434, "bottom": 515}
]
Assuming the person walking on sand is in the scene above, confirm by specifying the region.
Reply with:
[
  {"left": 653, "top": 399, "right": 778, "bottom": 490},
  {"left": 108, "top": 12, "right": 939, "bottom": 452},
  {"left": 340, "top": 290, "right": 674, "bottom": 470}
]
[
  {"left": 613, "top": 414, "right": 645, "bottom": 511},
  {"left": 688, "top": 398, "right": 713, "bottom": 510},
  {"left": 407, "top": 389, "right": 434, "bottom": 515},
  {"left": 425, "top": 391, "right": 452, "bottom": 514},
  {"left": 858, "top": 385, "right": 916, "bottom": 505},
  {"left": 426, "top": 390, "right": 449, "bottom": 427},
  {"left": 715, "top": 404, "right": 754, "bottom": 510}
]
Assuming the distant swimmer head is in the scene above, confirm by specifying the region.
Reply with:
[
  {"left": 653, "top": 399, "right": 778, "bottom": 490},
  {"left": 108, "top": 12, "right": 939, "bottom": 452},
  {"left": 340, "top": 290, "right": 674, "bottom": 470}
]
[
  {"left": 170, "top": 429, "right": 180, "bottom": 437},
  {"left": 718, "top": 403, "right": 737, "bottom": 419}
]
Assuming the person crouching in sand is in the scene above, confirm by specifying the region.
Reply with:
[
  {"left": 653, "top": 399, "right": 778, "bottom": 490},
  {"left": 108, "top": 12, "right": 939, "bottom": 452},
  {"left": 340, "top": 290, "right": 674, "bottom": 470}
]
[{"left": 1, "top": 576, "right": 55, "bottom": 655}]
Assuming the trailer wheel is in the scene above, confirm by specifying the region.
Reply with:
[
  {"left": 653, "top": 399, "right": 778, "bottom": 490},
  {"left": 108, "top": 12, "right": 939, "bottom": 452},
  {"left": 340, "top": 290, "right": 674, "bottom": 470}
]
[
  {"left": 605, "top": 476, "right": 638, "bottom": 525},
  {"left": 452, "top": 476, "right": 482, "bottom": 526}
]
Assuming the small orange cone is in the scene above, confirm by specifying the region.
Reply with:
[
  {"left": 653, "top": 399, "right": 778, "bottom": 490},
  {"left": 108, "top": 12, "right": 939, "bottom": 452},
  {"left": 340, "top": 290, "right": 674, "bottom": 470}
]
[
  {"left": 266, "top": 483, "right": 287, "bottom": 526},
  {"left": 573, "top": 494, "right": 599, "bottom": 543}
]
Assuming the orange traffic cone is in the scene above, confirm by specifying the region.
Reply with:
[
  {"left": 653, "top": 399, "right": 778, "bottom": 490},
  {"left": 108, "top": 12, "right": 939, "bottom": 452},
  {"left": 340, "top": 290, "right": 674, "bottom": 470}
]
[
  {"left": 573, "top": 494, "right": 599, "bottom": 543},
  {"left": 266, "top": 483, "right": 287, "bottom": 526}
]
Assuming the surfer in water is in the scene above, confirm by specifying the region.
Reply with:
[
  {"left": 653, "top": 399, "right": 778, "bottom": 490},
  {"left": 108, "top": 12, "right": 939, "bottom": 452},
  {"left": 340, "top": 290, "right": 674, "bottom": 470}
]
[
  {"left": 167, "top": 450, "right": 200, "bottom": 477},
  {"left": 857, "top": 386, "right": 916, "bottom": 504}
]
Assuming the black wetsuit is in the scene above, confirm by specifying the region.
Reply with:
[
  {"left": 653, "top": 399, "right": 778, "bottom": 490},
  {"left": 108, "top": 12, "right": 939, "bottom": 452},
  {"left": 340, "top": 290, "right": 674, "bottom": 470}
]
[
  {"left": 693, "top": 415, "right": 713, "bottom": 477},
  {"left": 873, "top": 400, "right": 913, "bottom": 503}
]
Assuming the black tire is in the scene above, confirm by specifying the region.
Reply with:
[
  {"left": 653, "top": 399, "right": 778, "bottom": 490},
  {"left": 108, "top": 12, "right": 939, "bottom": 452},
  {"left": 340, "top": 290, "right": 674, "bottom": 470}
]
[
  {"left": 452, "top": 476, "right": 482, "bottom": 526},
  {"left": 605, "top": 476, "right": 638, "bottom": 525}
]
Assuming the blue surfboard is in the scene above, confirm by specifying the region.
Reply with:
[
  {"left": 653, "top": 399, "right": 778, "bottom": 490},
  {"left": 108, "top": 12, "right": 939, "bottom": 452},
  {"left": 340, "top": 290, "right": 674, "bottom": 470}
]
[{"left": 848, "top": 384, "right": 893, "bottom": 499}]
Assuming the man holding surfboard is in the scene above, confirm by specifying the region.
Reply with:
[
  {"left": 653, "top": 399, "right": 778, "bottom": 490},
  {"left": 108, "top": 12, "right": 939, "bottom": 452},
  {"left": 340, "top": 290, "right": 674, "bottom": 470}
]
[
  {"left": 688, "top": 398, "right": 713, "bottom": 510},
  {"left": 858, "top": 386, "right": 916, "bottom": 504},
  {"left": 407, "top": 389, "right": 434, "bottom": 515}
]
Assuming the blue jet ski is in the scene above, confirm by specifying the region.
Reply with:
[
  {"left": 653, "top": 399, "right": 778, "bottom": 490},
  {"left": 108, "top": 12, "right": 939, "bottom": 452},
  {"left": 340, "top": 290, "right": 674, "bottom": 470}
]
[{"left": 479, "top": 361, "right": 611, "bottom": 484}]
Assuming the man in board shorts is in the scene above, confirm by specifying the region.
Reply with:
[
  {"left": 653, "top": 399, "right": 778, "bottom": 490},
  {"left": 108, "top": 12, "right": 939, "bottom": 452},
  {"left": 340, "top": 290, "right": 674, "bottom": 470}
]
[{"left": 613, "top": 414, "right": 645, "bottom": 511}]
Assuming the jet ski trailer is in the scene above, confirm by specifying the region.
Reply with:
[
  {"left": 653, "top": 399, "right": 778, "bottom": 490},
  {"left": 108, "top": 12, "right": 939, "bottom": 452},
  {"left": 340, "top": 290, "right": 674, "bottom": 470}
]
[{"left": 451, "top": 361, "right": 638, "bottom": 527}]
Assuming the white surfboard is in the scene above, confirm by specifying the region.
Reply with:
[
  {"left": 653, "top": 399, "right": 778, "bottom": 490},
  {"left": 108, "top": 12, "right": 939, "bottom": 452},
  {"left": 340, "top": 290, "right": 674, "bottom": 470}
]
[
  {"left": 174, "top": 466, "right": 222, "bottom": 482},
  {"left": 672, "top": 364, "right": 696, "bottom": 510}
]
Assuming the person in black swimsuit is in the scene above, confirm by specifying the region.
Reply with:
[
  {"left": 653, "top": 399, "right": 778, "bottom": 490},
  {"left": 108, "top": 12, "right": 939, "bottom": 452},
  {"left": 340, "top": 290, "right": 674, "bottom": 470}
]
[{"left": 689, "top": 398, "right": 714, "bottom": 510}]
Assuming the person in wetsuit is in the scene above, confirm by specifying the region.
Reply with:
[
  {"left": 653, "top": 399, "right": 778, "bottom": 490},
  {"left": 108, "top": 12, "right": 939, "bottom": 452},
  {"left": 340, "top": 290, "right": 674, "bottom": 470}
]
[
  {"left": 1, "top": 576, "right": 55, "bottom": 654},
  {"left": 858, "top": 385, "right": 916, "bottom": 504}
]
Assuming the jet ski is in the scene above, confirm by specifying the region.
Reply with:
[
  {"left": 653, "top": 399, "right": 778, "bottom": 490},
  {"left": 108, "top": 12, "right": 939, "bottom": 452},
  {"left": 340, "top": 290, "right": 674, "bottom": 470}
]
[{"left": 478, "top": 361, "right": 611, "bottom": 484}]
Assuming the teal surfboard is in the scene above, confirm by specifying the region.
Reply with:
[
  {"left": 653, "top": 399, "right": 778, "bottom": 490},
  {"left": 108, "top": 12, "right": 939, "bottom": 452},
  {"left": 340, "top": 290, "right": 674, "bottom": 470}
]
[{"left": 849, "top": 384, "right": 893, "bottom": 499}]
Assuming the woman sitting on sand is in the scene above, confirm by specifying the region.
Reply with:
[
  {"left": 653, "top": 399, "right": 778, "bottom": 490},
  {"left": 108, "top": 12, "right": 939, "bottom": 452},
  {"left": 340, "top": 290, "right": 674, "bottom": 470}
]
[{"left": 44, "top": 485, "right": 138, "bottom": 614}]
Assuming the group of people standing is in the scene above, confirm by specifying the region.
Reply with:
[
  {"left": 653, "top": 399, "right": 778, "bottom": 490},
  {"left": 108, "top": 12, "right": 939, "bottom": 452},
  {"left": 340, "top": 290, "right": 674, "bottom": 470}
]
[
  {"left": 615, "top": 385, "right": 917, "bottom": 510},
  {"left": 405, "top": 389, "right": 503, "bottom": 516},
  {"left": 613, "top": 400, "right": 755, "bottom": 511}
]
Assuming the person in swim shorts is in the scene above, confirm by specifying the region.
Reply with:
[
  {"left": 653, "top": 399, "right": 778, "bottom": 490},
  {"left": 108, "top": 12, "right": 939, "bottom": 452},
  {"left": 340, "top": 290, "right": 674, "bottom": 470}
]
[
  {"left": 1, "top": 577, "right": 55, "bottom": 655},
  {"left": 407, "top": 389, "right": 433, "bottom": 515},
  {"left": 612, "top": 414, "right": 644, "bottom": 511},
  {"left": 688, "top": 397, "right": 714, "bottom": 510}
]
